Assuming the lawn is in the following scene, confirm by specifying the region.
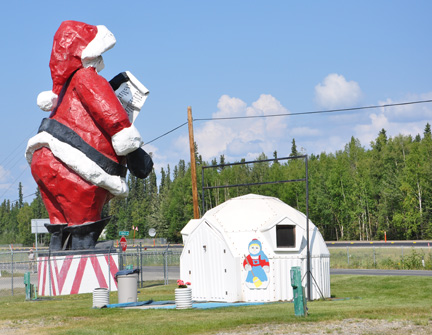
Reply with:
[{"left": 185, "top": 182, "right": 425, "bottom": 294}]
[
  {"left": 0, "top": 275, "right": 431, "bottom": 334},
  {"left": 330, "top": 247, "right": 432, "bottom": 270}
]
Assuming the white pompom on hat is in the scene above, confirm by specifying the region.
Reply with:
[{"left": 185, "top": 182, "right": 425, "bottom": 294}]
[{"left": 37, "top": 90, "right": 58, "bottom": 112}]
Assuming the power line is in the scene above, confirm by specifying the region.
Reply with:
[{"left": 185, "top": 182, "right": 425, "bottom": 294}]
[
  {"left": 143, "top": 99, "right": 432, "bottom": 144},
  {"left": 0, "top": 165, "right": 30, "bottom": 201},
  {"left": 194, "top": 99, "right": 432, "bottom": 121},
  {"left": 5, "top": 98, "right": 432, "bottom": 202},
  {"left": 10, "top": 192, "right": 37, "bottom": 204},
  {"left": 0, "top": 126, "right": 38, "bottom": 170},
  {"left": 144, "top": 121, "right": 188, "bottom": 145}
]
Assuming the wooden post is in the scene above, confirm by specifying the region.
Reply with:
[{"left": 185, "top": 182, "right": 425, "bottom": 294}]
[{"left": 187, "top": 106, "right": 200, "bottom": 219}]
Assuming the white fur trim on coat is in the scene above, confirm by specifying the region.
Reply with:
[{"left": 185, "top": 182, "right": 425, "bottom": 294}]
[
  {"left": 25, "top": 132, "right": 129, "bottom": 197},
  {"left": 111, "top": 124, "right": 142, "bottom": 156},
  {"left": 81, "top": 25, "right": 116, "bottom": 67}
]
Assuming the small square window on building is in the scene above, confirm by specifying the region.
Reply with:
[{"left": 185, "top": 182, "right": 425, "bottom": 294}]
[{"left": 276, "top": 225, "right": 295, "bottom": 247}]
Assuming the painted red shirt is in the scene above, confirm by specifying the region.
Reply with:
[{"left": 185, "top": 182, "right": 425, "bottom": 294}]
[{"left": 243, "top": 255, "right": 269, "bottom": 268}]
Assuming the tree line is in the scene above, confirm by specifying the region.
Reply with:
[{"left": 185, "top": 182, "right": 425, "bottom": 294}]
[{"left": 1, "top": 124, "right": 431, "bottom": 245}]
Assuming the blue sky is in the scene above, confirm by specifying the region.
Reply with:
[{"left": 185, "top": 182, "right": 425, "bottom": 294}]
[{"left": 1, "top": 1, "right": 431, "bottom": 203}]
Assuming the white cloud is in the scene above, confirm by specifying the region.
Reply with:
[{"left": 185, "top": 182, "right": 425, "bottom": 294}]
[
  {"left": 162, "top": 89, "right": 432, "bottom": 175},
  {"left": 175, "top": 94, "right": 290, "bottom": 162},
  {"left": 0, "top": 166, "right": 10, "bottom": 183},
  {"left": 351, "top": 91, "right": 432, "bottom": 146},
  {"left": 355, "top": 112, "right": 425, "bottom": 147},
  {"left": 0, "top": 166, "right": 11, "bottom": 190},
  {"left": 305, "top": 135, "right": 347, "bottom": 155},
  {"left": 378, "top": 92, "right": 432, "bottom": 122},
  {"left": 315, "top": 73, "right": 362, "bottom": 109},
  {"left": 214, "top": 95, "right": 247, "bottom": 118},
  {"left": 355, "top": 113, "right": 390, "bottom": 146}
]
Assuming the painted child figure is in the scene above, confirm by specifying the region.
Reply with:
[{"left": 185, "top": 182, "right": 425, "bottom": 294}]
[
  {"left": 243, "top": 239, "right": 270, "bottom": 289},
  {"left": 26, "top": 21, "right": 153, "bottom": 251}
]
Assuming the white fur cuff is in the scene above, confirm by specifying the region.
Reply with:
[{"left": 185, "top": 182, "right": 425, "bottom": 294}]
[{"left": 111, "top": 124, "right": 142, "bottom": 156}]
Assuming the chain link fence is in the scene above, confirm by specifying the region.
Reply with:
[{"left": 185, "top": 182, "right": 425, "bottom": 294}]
[
  {"left": 330, "top": 246, "right": 432, "bottom": 270},
  {"left": 0, "top": 244, "right": 181, "bottom": 297},
  {"left": 3, "top": 245, "right": 431, "bottom": 297}
]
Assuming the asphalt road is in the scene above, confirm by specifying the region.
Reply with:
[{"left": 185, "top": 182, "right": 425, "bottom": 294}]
[
  {"left": 140, "top": 266, "right": 180, "bottom": 281},
  {"left": 331, "top": 268, "right": 432, "bottom": 276},
  {"left": 327, "top": 241, "right": 432, "bottom": 248}
]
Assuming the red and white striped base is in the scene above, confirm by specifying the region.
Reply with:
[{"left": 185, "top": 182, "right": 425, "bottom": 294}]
[{"left": 37, "top": 253, "right": 119, "bottom": 296}]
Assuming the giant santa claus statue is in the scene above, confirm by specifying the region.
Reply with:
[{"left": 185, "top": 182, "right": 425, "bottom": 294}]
[{"left": 26, "top": 21, "right": 153, "bottom": 251}]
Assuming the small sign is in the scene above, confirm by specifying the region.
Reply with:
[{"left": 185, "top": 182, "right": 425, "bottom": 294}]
[
  {"left": 31, "top": 219, "right": 50, "bottom": 234},
  {"left": 120, "top": 236, "right": 127, "bottom": 252},
  {"left": 119, "top": 231, "right": 129, "bottom": 236}
]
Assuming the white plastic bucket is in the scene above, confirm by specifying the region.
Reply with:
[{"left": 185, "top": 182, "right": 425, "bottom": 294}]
[
  {"left": 117, "top": 273, "right": 138, "bottom": 304},
  {"left": 175, "top": 288, "right": 192, "bottom": 309},
  {"left": 93, "top": 287, "right": 109, "bottom": 308}
]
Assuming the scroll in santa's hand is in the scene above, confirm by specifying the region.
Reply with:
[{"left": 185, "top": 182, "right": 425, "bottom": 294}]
[{"left": 110, "top": 71, "right": 149, "bottom": 124}]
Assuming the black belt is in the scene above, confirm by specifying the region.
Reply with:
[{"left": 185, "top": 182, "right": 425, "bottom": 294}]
[{"left": 38, "top": 118, "right": 127, "bottom": 178}]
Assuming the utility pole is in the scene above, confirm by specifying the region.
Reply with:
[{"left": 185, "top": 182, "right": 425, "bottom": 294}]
[{"left": 187, "top": 106, "right": 200, "bottom": 219}]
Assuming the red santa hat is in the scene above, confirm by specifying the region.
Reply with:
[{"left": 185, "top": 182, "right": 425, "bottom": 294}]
[{"left": 37, "top": 21, "right": 116, "bottom": 111}]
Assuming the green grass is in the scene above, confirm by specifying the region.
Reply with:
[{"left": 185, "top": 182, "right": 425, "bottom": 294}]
[
  {"left": 0, "top": 275, "right": 431, "bottom": 334},
  {"left": 330, "top": 247, "right": 432, "bottom": 270}
]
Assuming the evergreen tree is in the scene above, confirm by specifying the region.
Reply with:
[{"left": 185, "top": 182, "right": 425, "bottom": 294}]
[
  {"left": 17, "top": 204, "right": 33, "bottom": 246},
  {"left": 424, "top": 123, "right": 431, "bottom": 138},
  {"left": 290, "top": 139, "right": 298, "bottom": 157},
  {"left": 2, "top": 123, "right": 432, "bottom": 244},
  {"left": 219, "top": 155, "right": 226, "bottom": 171},
  {"left": 18, "top": 182, "right": 23, "bottom": 209}
]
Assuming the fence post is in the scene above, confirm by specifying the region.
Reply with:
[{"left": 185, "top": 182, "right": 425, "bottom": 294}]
[
  {"left": 119, "top": 247, "right": 123, "bottom": 271},
  {"left": 373, "top": 246, "right": 376, "bottom": 267},
  {"left": 401, "top": 247, "right": 404, "bottom": 268},
  {"left": 139, "top": 242, "right": 143, "bottom": 288},
  {"left": 163, "top": 249, "right": 167, "bottom": 285},
  {"left": 347, "top": 246, "right": 350, "bottom": 266},
  {"left": 136, "top": 244, "right": 139, "bottom": 271},
  {"left": 164, "top": 244, "right": 170, "bottom": 285},
  {"left": 10, "top": 246, "right": 13, "bottom": 296},
  {"left": 108, "top": 245, "right": 112, "bottom": 294}
]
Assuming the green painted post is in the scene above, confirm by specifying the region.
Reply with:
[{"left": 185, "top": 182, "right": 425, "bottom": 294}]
[
  {"left": 290, "top": 266, "right": 307, "bottom": 317},
  {"left": 33, "top": 285, "right": 38, "bottom": 300},
  {"left": 24, "top": 272, "right": 31, "bottom": 300}
]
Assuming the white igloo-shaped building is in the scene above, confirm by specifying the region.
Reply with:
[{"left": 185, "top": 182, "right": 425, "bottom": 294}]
[{"left": 180, "top": 194, "right": 330, "bottom": 302}]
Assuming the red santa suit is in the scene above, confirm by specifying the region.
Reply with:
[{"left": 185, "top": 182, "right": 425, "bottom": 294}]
[{"left": 25, "top": 21, "right": 146, "bottom": 250}]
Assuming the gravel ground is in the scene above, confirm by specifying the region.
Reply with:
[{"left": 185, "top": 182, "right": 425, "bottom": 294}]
[
  {"left": 0, "top": 318, "right": 431, "bottom": 334},
  {"left": 214, "top": 319, "right": 432, "bottom": 335}
]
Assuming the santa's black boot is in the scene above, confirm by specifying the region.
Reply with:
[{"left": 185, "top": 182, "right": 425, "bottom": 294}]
[
  {"left": 63, "top": 217, "right": 110, "bottom": 250},
  {"left": 44, "top": 223, "right": 68, "bottom": 251}
]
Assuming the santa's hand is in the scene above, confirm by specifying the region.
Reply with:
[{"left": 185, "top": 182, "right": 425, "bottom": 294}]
[
  {"left": 244, "top": 264, "right": 252, "bottom": 271},
  {"left": 263, "top": 266, "right": 270, "bottom": 273},
  {"left": 126, "top": 148, "right": 154, "bottom": 179}
]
